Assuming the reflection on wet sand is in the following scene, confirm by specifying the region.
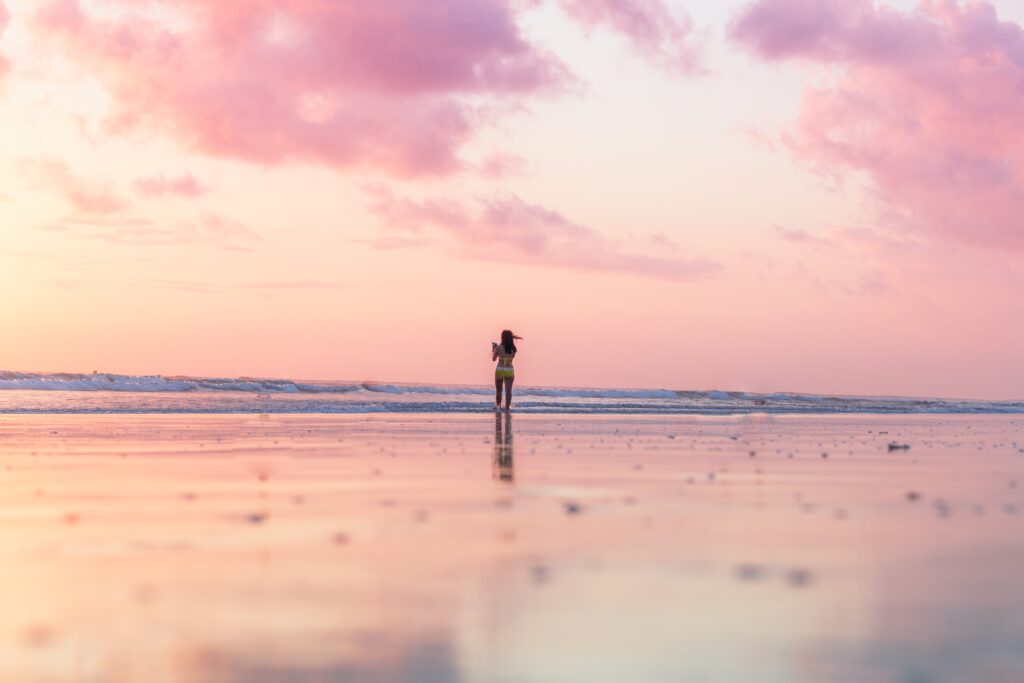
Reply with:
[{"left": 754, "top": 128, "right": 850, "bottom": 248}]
[
  {"left": 492, "top": 411, "right": 514, "bottom": 483},
  {"left": 1, "top": 414, "right": 1023, "bottom": 682}
]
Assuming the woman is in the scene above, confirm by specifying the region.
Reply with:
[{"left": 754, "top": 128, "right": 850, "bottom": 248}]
[{"left": 492, "top": 330, "right": 521, "bottom": 410}]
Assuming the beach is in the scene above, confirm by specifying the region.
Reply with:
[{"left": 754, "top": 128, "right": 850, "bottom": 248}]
[
  {"left": 1, "top": 412, "right": 1022, "bottom": 682},
  {"left": 8, "top": 0, "right": 1024, "bottom": 679}
]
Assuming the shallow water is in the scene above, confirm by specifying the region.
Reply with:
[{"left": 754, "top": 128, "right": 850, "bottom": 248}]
[
  {"left": 0, "top": 413, "right": 1022, "bottom": 682},
  {"left": 2, "top": 384, "right": 1024, "bottom": 416}
]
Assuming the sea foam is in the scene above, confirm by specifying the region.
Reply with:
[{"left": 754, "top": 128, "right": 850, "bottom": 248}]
[{"left": 1, "top": 370, "right": 1022, "bottom": 415}]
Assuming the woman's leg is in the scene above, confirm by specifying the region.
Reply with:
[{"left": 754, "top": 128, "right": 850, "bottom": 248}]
[
  {"left": 503, "top": 377, "right": 514, "bottom": 409},
  {"left": 495, "top": 375, "right": 503, "bottom": 408}
]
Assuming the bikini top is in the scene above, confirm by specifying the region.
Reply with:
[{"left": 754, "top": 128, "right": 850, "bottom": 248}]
[{"left": 496, "top": 349, "right": 515, "bottom": 368}]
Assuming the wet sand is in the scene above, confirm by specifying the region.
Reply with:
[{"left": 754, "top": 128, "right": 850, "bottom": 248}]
[{"left": 1, "top": 413, "right": 1022, "bottom": 682}]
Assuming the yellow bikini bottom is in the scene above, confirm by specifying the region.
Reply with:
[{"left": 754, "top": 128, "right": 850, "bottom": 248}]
[{"left": 495, "top": 368, "right": 515, "bottom": 379}]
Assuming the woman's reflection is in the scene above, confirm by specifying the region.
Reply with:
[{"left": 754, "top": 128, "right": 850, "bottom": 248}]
[{"left": 492, "top": 411, "right": 514, "bottom": 482}]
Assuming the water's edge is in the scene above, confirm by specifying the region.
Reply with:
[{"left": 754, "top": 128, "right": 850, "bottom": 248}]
[{"left": 1, "top": 371, "right": 1021, "bottom": 415}]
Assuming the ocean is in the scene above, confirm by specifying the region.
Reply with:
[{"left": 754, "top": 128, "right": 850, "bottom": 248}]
[{"left": 1, "top": 370, "right": 1021, "bottom": 415}]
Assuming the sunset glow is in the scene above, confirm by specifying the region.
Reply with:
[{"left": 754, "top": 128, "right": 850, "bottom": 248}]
[{"left": 3, "top": 0, "right": 1023, "bottom": 398}]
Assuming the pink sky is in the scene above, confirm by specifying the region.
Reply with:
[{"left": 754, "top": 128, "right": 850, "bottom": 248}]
[{"left": 1, "top": 0, "right": 1023, "bottom": 399}]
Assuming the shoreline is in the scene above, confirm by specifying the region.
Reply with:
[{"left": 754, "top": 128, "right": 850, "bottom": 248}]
[{"left": 1, "top": 413, "right": 1022, "bottom": 682}]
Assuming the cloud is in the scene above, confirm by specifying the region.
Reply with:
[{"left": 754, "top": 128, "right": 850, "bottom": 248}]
[
  {"left": 33, "top": 0, "right": 572, "bottom": 177},
  {"left": 367, "top": 187, "right": 719, "bottom": 280},
  {"left": 133, "top": 174, "right": 207, "bottom": 198},
  {"left": 773, "top": 224, "right": 834, "bottom": 247},
  {"left": 37, "top": 212, "right": 261, "bottom": 251},
  {"left": 354, "top": 234, "right": 437, "bottom": 251},
  {"left": 180, "top": 213, "right": 262, "bottom": 251},
  {"left": 730, "top": 0, "right": 937, "bottom": 62},
  {"left": 558, "top": 0, "right": 704, "bottom": 73},
  {"left": 20, "top": 159, "right": 129, "bottom": 215},
  {"left": 0, "top": 1, "right": 9, "bottom": 80},
  {"left": 240, "top": 281, "right": 344, "bottom": 291},
  {"left": 847, "top": 271, "right": 891, "bottom": 296},
  {"left": 477, "top": 152, "right": 529, "bottom": 179},
  {"left": 731, "top": 0, "right": 1024, "bottom": 249},
  {"left": 149, "top": 279, "right": 344, "bottom": 295}
]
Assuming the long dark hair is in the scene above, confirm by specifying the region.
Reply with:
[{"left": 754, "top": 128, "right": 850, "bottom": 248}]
[{"left": 501, "top": 330, "right": 517, "bottom": 355}]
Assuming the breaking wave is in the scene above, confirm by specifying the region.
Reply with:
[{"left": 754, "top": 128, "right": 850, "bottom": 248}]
[{"left": 1, "top": 370, "right": 1022, "bottom": 415}]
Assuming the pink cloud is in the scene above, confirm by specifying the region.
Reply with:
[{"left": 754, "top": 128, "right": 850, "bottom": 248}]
[
  {"left": 478, "top": 152, "right": 529, "bottom": 179},
  {"left": 367, "top": 187, "right": 719, "bottom": 280},
  {"left": 133, "top": 174, "right": 207, "bottom": 198},
  {"left": 730, "top": 0, "right": 938, "bottom": 62},
  {"left": 39, "top": 212, "right": 261, "bottom": 251},
  {"left": 559, "top": 0, "right": 703, "bottom": 73},
  {"left": 773, "top": 224, "right": 834, "bottom": 248},
  {"left": 33, "top": 0, "right": 572, "bottom": 177},
  {"left": 0, "top": 1, "right": 10, "bottom": 80},
  {"left": 149, "top": 279, "right": 345, "bottom": 295},
  {"left": 183, "top": 213, "right": 261, "bottom": 251},
  {"left": 20, "top": 159, "right": 129, "bottom": 215},
  {"left": 732, "top": 0, "right": 1024, "bottom": 249}
]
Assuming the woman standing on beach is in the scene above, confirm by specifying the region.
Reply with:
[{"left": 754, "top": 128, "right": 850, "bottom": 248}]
[{"left": 492, "top": 330, "right": 520, "bottom": 410}]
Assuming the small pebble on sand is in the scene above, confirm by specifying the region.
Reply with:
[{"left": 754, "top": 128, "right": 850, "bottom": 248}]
[
  {"left": 785, "top": 569, "right": 814, "bottom": 588},
  {"left": 735, "top": 564, "right": 767, "bottom": 581}
]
